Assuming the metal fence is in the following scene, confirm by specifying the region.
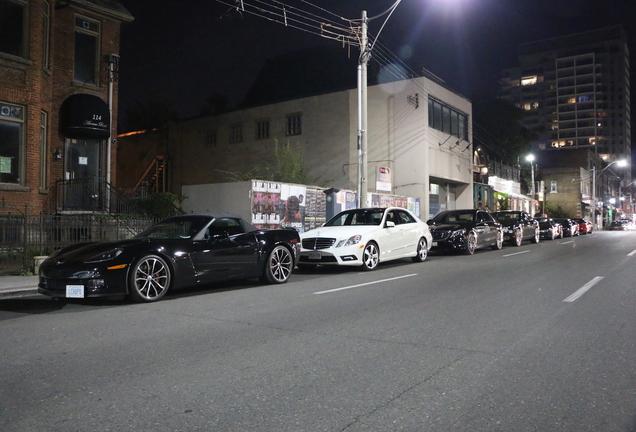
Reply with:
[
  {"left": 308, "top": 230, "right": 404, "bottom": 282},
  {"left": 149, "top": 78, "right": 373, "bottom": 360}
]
[{"left": 0, "top": 213, "right": 158, "bottom": 275}]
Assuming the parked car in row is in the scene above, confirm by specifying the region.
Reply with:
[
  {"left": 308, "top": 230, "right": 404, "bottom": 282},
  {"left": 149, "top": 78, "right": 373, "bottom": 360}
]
[
  {"left": 573, "top": 218, "right": 593, "bottom": 234},
  {"left": 554, "top": 218, "right": 579, "bottom": 237},
  {"left": 427, "top": 209, "right": 503, "bottom": 255},
  {"left": 492, "top": 210, "right": 540, "bottom": 246},
  {"left": 536, "top": 217, "right": 563, "bottom": 240},
  {"left": 299, "top": 207, "right": 432, "bottom": 271},
  {"left": 38, "top": 213, "right": 301, "bottom": 302}
]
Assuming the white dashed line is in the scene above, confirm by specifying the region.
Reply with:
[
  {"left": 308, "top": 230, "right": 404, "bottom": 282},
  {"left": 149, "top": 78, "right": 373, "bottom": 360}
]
[
  {"left": 563, "top": 276, "right": 604, "bottom": 303},
  {"left": 314, "top": 274, "right": 417, "bottom": 295}
]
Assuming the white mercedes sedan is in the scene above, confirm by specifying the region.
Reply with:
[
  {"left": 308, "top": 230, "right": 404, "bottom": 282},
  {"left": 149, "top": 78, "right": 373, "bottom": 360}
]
[{"left": 299, "top": 207, "right": 432, "bottom": 271}]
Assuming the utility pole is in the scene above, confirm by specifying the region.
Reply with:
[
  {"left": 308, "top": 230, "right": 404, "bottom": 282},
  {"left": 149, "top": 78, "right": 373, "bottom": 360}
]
[{"left": 357, "top": 10, "right": 369, "bottom": 208}]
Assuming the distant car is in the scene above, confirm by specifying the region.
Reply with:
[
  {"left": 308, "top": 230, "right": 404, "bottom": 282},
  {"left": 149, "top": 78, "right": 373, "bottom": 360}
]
[
  {"left": 299, "top": 207, "right": 432, "bottom": 271},
  {"left": 427, "top": 209, "right": 503, "bottom": 255},
  {"left": 38, "top": 213, "right": 300, "bottom": 302},
  {"left": 554, "top": 218, "right": 579, "bottom": 237},
  {"left": 536, "top": 217, "right": 563, "bottom": 240},
  {"left": 492, "top": 210, "right": 540, "bottom": 246},
  {"left": 572, "top": 218, "right": 593, "bottom": 234},
  {"left": 609, "top": 219, "right": 634, "bottom": 231}
]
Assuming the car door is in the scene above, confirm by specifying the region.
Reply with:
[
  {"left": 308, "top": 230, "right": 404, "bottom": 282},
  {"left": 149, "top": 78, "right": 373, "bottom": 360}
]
[
  {"left": 474, "top": 211, "right": 494, "bottom": 247},
  {"left": 521, "top": 212, "right": 535, "bottom": 238},
  {"left": 381, "top": 209, "right": 406, "bottom": 259},
  {"left": 395, "top": 209, "right": 420, "bottom": 257},
  {"left": 191, "top": 218, "right": 260, "bottom": 283}
]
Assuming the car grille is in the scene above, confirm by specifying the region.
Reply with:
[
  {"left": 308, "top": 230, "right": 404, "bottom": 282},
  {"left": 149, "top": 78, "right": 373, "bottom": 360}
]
[
  {"left": 431, "top": 231, "right": 451, "bottom": 241},
  {"left": 302, "top": 237, "right": 336, "bottom": 250}
]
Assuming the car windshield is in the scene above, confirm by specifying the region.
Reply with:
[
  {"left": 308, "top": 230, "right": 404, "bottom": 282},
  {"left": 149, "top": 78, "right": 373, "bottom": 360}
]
[
  {"left": 432, "top": 211, "right": 475, "bottom": 224},
  {"left": 494, "top": 213, "right": 521, "bottom": 223},
  {"left": 324, "top": 209, "right": 385, "bottom": 226},
  {"left": 135, "top": 216, "right": 211, "bottom": 239}
]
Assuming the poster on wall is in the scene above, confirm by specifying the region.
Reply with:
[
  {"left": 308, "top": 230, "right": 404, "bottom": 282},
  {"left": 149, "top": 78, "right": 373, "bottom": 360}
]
[
  {"left": 279, "top": 183, "right": 306, "bottom": 231},
  {"left": 303, "top": 186, "right": 326, "bottom": 232},
  {"left": 251, "top": 180, "right": 281, "bottom": 228}
]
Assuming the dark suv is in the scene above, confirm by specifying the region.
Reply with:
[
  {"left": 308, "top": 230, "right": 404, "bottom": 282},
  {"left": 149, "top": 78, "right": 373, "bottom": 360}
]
[{"left": 492, "top": 210, "right": 540, "bottom": 246}]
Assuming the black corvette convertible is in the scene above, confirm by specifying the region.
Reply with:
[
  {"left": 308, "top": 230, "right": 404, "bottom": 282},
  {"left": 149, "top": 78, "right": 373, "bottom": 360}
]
[{"left": 38, "top": 213, "right": 300, "bottom": 302}]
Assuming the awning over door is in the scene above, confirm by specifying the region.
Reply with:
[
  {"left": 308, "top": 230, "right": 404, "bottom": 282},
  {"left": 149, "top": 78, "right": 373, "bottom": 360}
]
[{"left": 60, "top": 94, "right": 110, "bottom": 138}]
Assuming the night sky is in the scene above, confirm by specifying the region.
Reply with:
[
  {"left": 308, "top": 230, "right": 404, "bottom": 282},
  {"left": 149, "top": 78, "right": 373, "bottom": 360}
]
[{"left": 117, "top": 0, "right": 636, "bottom": 121}]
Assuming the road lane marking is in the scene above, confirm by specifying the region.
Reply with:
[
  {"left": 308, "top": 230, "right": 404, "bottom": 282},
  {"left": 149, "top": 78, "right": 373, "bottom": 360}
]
[
  {"left": 560, "top": 240, "right": 574, "bottom": 245},
  {"left": 563, "top": 276, "right": 604, "bottom": 302},
  {"left": 503, "top": 250, "right": 530, "bottom": 257},
  {"left": 628, "top": 250, "right": 636, "bottom": 257},
  {"left": 313, "top": 274, "right": 418, "bottom": 295}
]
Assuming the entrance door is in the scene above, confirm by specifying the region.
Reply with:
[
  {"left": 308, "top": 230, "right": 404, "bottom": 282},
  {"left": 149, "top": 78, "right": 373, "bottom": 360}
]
[{"left": 64, "top": 138, "right": 102, "bottom": 210}]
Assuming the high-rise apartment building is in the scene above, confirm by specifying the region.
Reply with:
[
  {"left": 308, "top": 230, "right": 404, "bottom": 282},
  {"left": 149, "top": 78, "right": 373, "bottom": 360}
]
[{"left": 500, "top": 26, "right": 631, "bottom": 171}]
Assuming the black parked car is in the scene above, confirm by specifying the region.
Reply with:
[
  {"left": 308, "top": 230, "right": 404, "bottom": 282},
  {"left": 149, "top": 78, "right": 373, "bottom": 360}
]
[
  {"left": 554, "top": 218, "right": 579, "bottom": 237},
  {"left": 38, "top": 213, "right": 300, "bottom": 302},
  {"left": 427, "top": 209, "right": 503, "bottom": 255},
  {"left": 492, "top": 210, "right": 540, "bottom": 246},
  {"left": 536, "top": 217, "right": 563, "bottom": 240}
]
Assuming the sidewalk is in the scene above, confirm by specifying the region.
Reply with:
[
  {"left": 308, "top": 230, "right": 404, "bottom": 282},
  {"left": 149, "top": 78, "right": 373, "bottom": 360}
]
[{"left": 0, "top": 275, "right": 40, "bottom": 297}]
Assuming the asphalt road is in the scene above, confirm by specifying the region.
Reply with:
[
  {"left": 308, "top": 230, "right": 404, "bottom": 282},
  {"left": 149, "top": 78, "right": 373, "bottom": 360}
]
[{"left": 2, "top": 231, "right": 636, "bottom": 431}]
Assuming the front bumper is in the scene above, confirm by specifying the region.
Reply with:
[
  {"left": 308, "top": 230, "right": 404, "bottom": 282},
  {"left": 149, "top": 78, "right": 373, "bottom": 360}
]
[
  {"left": 299, "top": 244, "right": 365, "bottom": 266},
  {"left": 38, "top": 262, "right": 129, "bottom": 299}
]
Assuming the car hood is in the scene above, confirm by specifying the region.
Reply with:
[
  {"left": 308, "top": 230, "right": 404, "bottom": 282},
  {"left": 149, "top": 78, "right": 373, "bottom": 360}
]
[
  {"left": 49, "top": 238, "right": 151, "bottom": 262},
  {"left": 301, "top": 225, "right": 382, "bottom": 240},
  {"left": 428, "top": 223, "right": 468, "bottom": 232}
]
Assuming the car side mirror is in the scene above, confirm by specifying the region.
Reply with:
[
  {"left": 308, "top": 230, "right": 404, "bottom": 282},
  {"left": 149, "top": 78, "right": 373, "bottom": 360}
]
[
  {"left": 426, "top": 219, "right": 433, "bottom": 225},
  {"left": 386, "top": 221, "right": 396, "bottom": 228}
]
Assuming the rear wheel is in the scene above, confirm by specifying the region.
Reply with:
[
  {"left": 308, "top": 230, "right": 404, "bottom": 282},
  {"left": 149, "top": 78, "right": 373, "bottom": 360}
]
[
  {"left": 128, "top": 254, "right": 171, "bottom": 302},
  {"left": 530, "top": 229, "right": 540, "bottom": 244},
  {"left": 361, "top": 242, "right": 379, "bottom": 270},
  {"left": 491, "top": 230, "right": 503, "bottom": 250},
  {"left": 260, "top": 245, "right": 293, "bottom": 284},
  {"left": 412, "top": 237, "right": 428, "bottom": 262}
]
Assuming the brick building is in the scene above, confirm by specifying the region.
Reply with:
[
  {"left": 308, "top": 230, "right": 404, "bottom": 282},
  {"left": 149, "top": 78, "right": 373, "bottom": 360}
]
[{"left": 0, "top": 0, "right": 133, "bottom": 214}]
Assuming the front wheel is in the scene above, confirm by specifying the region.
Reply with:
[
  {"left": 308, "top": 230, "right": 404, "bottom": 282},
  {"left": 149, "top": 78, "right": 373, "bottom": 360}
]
[
  {"left": 513, "top": 229, "right": 523, "bottom": 246},
  {"left": 260, "top": 245, "right": 293, "bottom": 284},
  {"left": 412, "top": 237, "right": 428, "bottom": 262},
  {"left": 128, "top": 254, "right": 171, "bottom": 302},
  {"left": 464, "top": 232, "right": 477, "bottom": 255},
  {"left": 361, "top": 242, "right": 379, "bottom": 270}
]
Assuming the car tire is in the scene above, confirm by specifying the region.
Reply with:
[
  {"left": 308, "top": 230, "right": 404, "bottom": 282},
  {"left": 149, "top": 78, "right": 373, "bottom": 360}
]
[
  {"left": 260, "top": 245, "right": 293, "bottom": 284},
  {"left": 531, "top": 229, "right": 539, "bottom": 244},
  {"left": 513, "top": 229, "right": 523, "bottom": 246},
  {"left": 361, "top": 242, "right": 380, "bottom": 270},
  {"left": 412, "top": 237, "right": 428, "bottom": 262},
  {"left": 464, "top": 232, "right": 477, "bottom": 255},
  {"left": 128, "top": 254, "right": 171, "bottom": 303},
  {"left": 491, "top": 230, "right": 503, "bottom": 250}
]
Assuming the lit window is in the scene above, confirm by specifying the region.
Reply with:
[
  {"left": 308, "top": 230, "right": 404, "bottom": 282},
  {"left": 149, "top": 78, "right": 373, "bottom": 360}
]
[
  {"left": 229, "top": 123, "right": 243, "bottom": 144},
  {"left": 286, "top": 114, "right": 302, "bottom": 136},
  {"left": 74, "top": 16, "right": 100, "bottom": 84},
  {"left": 550, "top": 181, "right": 557, "bottom": 193},
  {"left": 0, "top": 102, "right": 25, "bottom": 184},
  {"left": 521, "top": 76, "right": 538, "bottom": 86},
  {"left": 0, "top": 0, "right": 27, "bottom": 57},
  {"left": 568, "top": 97, "right": 576, "bottom": 104}
]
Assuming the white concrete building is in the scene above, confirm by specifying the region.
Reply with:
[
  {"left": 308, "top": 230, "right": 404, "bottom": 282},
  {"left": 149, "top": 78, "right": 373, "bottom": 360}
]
[{"left": 168, "top": 75, "right": 473, "bottom": 220}]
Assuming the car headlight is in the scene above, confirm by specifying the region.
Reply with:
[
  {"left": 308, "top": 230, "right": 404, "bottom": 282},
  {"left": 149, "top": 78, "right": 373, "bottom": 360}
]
[
  {"left": 336, "top": 235, "right": 362, "bottom": 248},
  {"left": 86, "top": 248, "right": 123, "bottom": 263},
  {"left": 450, "top": 229, "right": 465, "bottom": 239}
]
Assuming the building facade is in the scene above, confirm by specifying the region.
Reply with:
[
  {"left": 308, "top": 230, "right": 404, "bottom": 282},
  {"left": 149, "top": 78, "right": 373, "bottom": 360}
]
[
  {"left": 0, "top": 0, "right": 132, "bottom": 214},
  {"left": 500, "top": 26, "right": 631, "bottom": 176},
  {"left": 118, "top": 76, "right": 474, "bottom": 220}
]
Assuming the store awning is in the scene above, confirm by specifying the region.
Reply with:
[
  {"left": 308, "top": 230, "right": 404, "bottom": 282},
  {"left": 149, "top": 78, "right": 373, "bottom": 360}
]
[{"left": 60, "top": 94, "right": 110, "bottom": 138}]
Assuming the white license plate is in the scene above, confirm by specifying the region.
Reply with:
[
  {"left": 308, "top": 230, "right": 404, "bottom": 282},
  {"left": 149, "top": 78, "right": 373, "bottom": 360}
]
[
  {"left": 66, "top": 285, "right": 85, "bottom": 298},
  {"left": 308, "top": 251, "right": 322, "bottom": 260},
  {"left": 432, "top": 242, "right": 438, "bottom": 247}
]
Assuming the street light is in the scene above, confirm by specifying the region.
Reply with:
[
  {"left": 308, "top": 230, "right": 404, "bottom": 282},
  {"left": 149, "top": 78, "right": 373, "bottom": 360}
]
[
  {"left": 525, "top": 154, "right": 535, "bottom": 214},
  {"left": 592, "top": 159, "right": 628, "bottom": 230}
]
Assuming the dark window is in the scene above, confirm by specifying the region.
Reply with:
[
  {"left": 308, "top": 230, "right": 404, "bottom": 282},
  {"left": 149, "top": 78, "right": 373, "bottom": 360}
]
[
  {"left": 41, "top": 1, "right": 51, "bottom": 70},
  {"left": 286, "top": 114, "right": 302, "bottom": 136},
  {"left": 74, "top": 16, "right": 100, "bottom": 84},
  {"left": 0, "top": 0, "right": 26, "bottom": 57},
  {"left": 229, "top": 123, "right": 243, "bottom": 144},
  {"left": 205, "top": 130, "right": 216, "bottom": 147},
  {"left": 428, "top": 97, "right": 468, "bottom": 140},
  {"left": 256, "top": 120, "right": 270, "bottom": 140}
]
